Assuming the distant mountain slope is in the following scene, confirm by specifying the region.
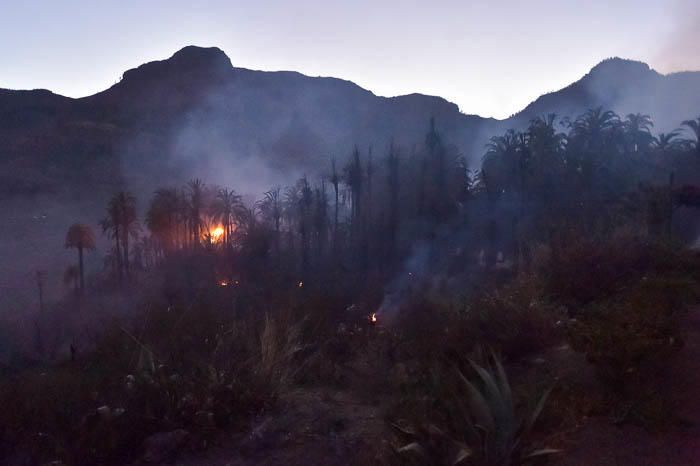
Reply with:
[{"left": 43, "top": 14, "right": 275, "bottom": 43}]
[
  {"left": 510, "top": 58, "right": 700, "bottom": 132},
  {"left": 1, "top": 47, "right": 699, "bottom": 200}
]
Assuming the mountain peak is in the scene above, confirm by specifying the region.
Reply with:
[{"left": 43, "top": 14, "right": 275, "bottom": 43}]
[
  {"left": 168, "top": 46, "right": 232, "bottom": 70},
  {"left": 119, "top": 45, "right": 232, "bottom": 84},
  {"left": 586, "top": 57, "right": 655, "bottom": 79}
]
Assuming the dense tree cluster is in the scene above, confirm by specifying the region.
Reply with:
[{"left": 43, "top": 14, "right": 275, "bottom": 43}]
[{"left": 70, "top": 110, "right": 700, "bottom": 297}]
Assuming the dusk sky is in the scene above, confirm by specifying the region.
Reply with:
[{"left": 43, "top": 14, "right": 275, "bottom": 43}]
[{"left": 1, "top": 0, "right": 698, "bottom": 119}]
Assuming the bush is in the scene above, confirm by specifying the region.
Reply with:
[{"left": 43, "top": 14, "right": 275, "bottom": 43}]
[
  {"left": 464, "top": 279, "right": 565, "bottom": 359},
  {"left": 567, "top": 276, "right": 695, "bottom": 388},
  {"left": 0, "top": 304, "right": 305, "bottom": 465},
  {"left": 390, "top": 352, "right": 559, "bottom": 466},
  {"left": 545, "top": 232, "right": 691, "bottom": 307}
]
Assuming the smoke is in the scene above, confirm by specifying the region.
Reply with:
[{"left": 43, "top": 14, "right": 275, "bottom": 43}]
[
  {"left": 654, "top": 0, "right": 700, "bottom": 74},
  {"left": 376, "top": 221, "right": 479, "bottom": 323},
  {"left": 376, "top": 241, "right": 433, "bottom": 322}
]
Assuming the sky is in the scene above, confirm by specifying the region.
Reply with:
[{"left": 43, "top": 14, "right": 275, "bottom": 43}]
[{"left": 1, "top": 0, "right": 698, "bottom": 119}]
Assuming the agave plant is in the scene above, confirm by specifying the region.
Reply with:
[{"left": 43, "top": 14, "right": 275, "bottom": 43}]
[{"left": 393, "top": 352, "right": 559, "bottom": 465}]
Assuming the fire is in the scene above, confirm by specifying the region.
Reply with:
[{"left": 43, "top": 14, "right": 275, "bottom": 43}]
[
  {"left": 219, "top": 280, "right": 229, "bottom": 287},
  {"left": 370, "top": 312, "right": 378, "bottom": 324},
  {"left": 211, "top": 226, "right": 225, "bottom": 241},
  {"left": 298, "top": 281, "right": 304, "bottom": 288}
]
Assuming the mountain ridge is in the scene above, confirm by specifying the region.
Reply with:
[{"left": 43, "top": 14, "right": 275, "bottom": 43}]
[{"left": 1, "top": 46, "right": 699, "bottom": 200}]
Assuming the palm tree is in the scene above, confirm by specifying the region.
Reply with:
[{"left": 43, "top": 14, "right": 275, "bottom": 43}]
[
  {"left": 101, "top": 192, "right": 138, "bottom": 280},
  {"left": 257, "top": 186, "right": 282, "bottom": 257},
  {"left": 482, "top": 129, "right": 522, "bottom": 197},
  {"left": 146, "top": 188, "right": 180, "bottom": 255},
  {"left": 330, "top": 158, "right": 340, "bottom": 239},
  {"left": 571, "top": 107, "right": 620, "bottom": 149},
  {"left": 653, "top": 131, "right": 681, "bottom": 155},
  {"left": 386, "top": 141, "right": 400, "bottom": 259},
  {"left": 212, "top": 188, "right": 241, "bottom": 249},
  {"left": 63, "top": 265, "right": 80, "bottom": 295},
  {"left": 682, "top": 116, "right": 700, "bottom": 155},
  {"left": 283, "top": 184, "right": 301, "bottom": 252},
  {"left": 64, "top": 223, "right": 96, "bottom": 292},
  {"left": 345, "top": 147, "right": 363, "bottom": 230},
  {"left": 568, "top": 107, "right": 621, "bottom": 192},
  {"left": 528, "top": 114, "right": 565, "bottom": 168},
  {"left": 298, "top": 177, "right": 314, "bottom": 271},
  {"left": 624, "top": 113, "right": 654, "bottom": 153},
  {"left": 187, "top": 178, "right": 206, "bottom": 247}
]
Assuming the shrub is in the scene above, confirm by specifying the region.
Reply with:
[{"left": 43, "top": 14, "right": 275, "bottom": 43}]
[
  {"left": 567, "top": 276, "right": 695, "bottom": 388},
  {"left": 391, "top": 352, "right": 559, "bottom": 466},
  {"left": 547, "top": 233, "right": 642, "bottom": 305},
  {"left": 465, "top": 279, "right": 565, "bottom": 359},
  {"left": 0, "top": 304, "right": 305, "bottom": 465}
]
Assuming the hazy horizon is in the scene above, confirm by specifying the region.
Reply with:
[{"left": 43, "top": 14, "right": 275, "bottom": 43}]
[{"left": 2, "top": 0, "right": 699, "bottom": 119}]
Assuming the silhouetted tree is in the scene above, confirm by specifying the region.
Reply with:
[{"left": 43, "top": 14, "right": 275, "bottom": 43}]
[
  {"left": 682, "top": 116, "right": 700, "bottom": 155},
  {"left": 101, "top": 192, "right": 138, "bottom": 280},
  {"left": 213, "top": 188, "right": 241, "bottom": 249},
  {"left": 257, "top": 186, "right": 283, "bottom": 258},
  {"left": 64, "top": 223, "right": 96, "bottom": 292},
  {"left": 188, "top": 178, "right": 206, "bottom": 247},
  {"left": 624, "top": 113, "right": 654, "bottom": 153}
]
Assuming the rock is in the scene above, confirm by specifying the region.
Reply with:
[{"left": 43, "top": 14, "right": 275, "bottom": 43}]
[{"left": 142, "top": 429, "right": 189, "bottom": 463}]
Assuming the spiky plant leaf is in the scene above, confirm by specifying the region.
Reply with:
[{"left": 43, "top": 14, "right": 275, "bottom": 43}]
[
  {"left": 451, "top": 441, "right": 473, "bottom": 465},
  {"left": 396, "top": 442, "right": 427, "bottom": 457},
  {"left": 457, "top": 370, "right": 496, "bottom": 431},
  {"left": 523, "top": 448, "right": 562, "bottom": 459}
]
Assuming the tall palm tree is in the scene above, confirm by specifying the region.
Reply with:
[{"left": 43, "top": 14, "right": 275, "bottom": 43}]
[
  {"left": 63, "top": 265, "right": 80, "bottom": 295},
  {"left": 146, "top": 188, "right": 180, "bottom": 254},
  {"left": 101, "top": 201, "right": 122, "bottom": 280},
  {"left": 298, "top": 177, "right": 314, "bottom": 271},
  {"left": 65, "top": 223, "right": 96, "bottom": 292},
  {"left": 101, "top": 192, "right": 138, "bottom": 280},
  {"left": 212, "top": 188, "right": 241, "bottom": 248},
  {"left": 257, "top": 186, "right": 282, "bottom": 256},
  {"left": 529, "top": 114, "right": 565, "bottom": 152},
  {"left": 482, "top": 129, "right": 522, "bottom": 197},
  {"left": 345, "top": 147, "right": 363, "bottom": 230},
  {"left": 653, "top": 131, "right": 681, "bottom": 155},
  {"left": 682, "top": 116, "right": 700, "bottom": 155},
  {"left": 283, "top": 184, "right": 301, "bottom": 252},
  {"left": 568, "top": 107, "right": 621, "bottom": 190},
  {"left": 330, "top": 158, "right": 340, "bottom": 241},
  {"left": 571, "top": 107, "right": 620, "bottom": 149},
  {"left": 187, "top": 178, "right": 206, "bottom": 247},
  {"left": 624, "top": 113, "right": 654, "bottom": 153},
  {"left": 386, "top": 141, "right": 400, "bottom": 259}
]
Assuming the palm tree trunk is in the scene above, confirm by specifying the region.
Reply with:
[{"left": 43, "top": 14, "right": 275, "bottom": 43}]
[
  {"left": 115, "top": 224, "right": 123, "bottom": 281},
  {"left": 78, "top": 246, "right": 85, "bottom": 292},
  {"left": 334, "top": 185, "right": 339, "bottom": 244},
  {"left": 123, "top": 230, "right": 130, "bottom": 278}
]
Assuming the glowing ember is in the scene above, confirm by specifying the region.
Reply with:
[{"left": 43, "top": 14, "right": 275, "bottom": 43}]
[
  {"left": 298, "top": 281, "right": 304, "bottom": 288},
  {"left": 219, "top": 280, "right": 229, "bottom": 287},
  {"left": 370, "top": 313, "right": 378, "bottom": 324}
]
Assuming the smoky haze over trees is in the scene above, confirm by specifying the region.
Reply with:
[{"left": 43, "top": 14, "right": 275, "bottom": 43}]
[
  {"left": 3, "top": 49, "right": 700, "bottom": 319},
  {"left": 65, "top": 108, "right": 700, "bottom": 309},
  {"left": 3, "top": 42, "right": 700, "bottom": 466}
]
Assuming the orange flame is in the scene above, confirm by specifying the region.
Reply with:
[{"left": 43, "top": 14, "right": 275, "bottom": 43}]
[
  {"left": 370, "top": 313, "right": 378, "bottom": 324},
  {"left": 211, "top": 226, "right": 224, "bottom": 241},
  {"left": 298, "top": 281, "right": 304, "bottom": 288}
]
